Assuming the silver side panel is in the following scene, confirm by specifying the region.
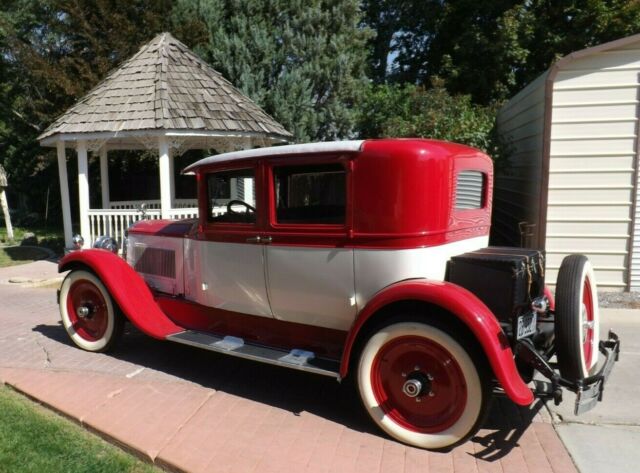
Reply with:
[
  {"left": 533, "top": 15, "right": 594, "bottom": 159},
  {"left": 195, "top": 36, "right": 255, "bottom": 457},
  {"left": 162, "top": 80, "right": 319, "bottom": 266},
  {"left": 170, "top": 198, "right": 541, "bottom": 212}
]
[
  {"left": 265, "top": 246, "right": 356, "bottom": 330},
  {"left": 354, "top": 235, "right": 490, "bottom": 310},
  {"left": 184, "top": 239, "right": 273, "bottom": 317}
]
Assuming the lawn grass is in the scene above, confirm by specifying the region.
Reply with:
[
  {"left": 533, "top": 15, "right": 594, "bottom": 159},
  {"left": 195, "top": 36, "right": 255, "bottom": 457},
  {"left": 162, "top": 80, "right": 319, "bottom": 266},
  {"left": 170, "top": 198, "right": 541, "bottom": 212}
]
[
  {"left": 0, "top": 226, "right": 65, "bottom": 255},
  {"left": 0, "top": 246, "right": 51, "bottom": 268},
  {"left": 0, "top": 386, "right": 159, "bottom": 473}
]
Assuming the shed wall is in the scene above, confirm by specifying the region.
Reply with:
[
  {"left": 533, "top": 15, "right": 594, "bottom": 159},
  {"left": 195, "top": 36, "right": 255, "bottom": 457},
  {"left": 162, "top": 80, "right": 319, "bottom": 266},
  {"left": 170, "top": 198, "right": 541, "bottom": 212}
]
[
  {"left": 493, "top": 72, "right": 548, "bottom": 248},
  {"left": 547, "top": 44, "right": 640, "bottom": 291}
]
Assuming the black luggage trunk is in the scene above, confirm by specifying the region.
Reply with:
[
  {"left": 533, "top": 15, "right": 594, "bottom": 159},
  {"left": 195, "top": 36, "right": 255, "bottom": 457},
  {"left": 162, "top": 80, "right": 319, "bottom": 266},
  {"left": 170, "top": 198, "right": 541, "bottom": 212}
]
[{"left": 445, "top": 246, "right": 545, "bottom": 323}]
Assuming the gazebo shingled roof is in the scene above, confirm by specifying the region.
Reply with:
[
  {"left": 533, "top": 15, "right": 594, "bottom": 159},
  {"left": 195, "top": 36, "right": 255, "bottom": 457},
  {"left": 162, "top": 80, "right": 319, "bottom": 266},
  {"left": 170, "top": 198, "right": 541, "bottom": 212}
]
[
  {"left": 38, "top": 32, "right": 291, "bottom": 249},
  {"left": 38, "top": 32, "right": 291, "bottom": 147}
]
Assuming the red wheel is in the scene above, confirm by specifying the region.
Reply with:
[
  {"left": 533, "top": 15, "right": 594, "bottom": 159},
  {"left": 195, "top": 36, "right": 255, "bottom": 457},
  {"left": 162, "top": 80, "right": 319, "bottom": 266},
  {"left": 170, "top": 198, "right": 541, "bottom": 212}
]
[
  {"left": 59, "top": 270, "right": 123, "bottom": 352},
  {"left": 357, "top": 321, "right": 489, "bottom": 449},
  {"left": 555, "top": 255, "right": 600, "bottom": 379}
]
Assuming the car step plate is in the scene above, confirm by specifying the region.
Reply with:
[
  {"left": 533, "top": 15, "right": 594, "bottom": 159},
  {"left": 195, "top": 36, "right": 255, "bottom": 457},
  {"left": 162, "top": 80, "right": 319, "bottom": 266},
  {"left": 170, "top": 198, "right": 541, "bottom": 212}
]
[{"left": 167, "top": 330, "right": 340, "bottom": 378}]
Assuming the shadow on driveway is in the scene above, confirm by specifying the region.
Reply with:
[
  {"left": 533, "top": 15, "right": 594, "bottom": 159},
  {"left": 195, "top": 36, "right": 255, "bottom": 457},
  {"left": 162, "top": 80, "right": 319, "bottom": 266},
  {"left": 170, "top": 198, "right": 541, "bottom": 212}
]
[{"left": 33, "top": 321, "right": 544, "bottom": 458}]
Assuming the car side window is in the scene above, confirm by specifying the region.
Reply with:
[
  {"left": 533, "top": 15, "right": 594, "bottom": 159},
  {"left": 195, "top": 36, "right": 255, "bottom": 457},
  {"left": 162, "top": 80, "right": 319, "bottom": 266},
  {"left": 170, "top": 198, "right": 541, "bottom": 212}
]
[
  {"left": 273, "top": 163, "right": 346, "bottom": 224},
  {"left": 207, "top": 168, "right": 256, "bottom": 224}
]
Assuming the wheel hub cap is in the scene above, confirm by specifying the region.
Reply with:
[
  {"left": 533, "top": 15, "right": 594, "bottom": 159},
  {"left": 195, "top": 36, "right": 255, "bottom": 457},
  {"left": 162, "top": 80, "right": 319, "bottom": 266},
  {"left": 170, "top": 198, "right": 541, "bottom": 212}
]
[
  {"left": 76, "top": 305, "right": 92, "bottom": 319},
  {"left": 371, "top": 335, "right": 467, "bottom": 433},
  {"left": 402, "top": 375, "right": 428, "bottom": 398}
]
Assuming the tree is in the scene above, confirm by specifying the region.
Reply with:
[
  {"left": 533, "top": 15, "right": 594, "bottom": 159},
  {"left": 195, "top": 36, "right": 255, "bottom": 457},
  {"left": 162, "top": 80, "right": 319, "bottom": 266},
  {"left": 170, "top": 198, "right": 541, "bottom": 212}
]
[
  {"left": 0, "top": 0, "right": 171, "bottom": 219},
  {"left": 171, "top": 0, "right": 371, "bottom": 142},
  {"left": 516, "top": 0, "right": 640, "bottom": 88},
  {"left": 357, "top": 81, "right": 499, "bottom": 154},
  {"left": 362, "top": 0, "right": 640, "bottom": 104}
]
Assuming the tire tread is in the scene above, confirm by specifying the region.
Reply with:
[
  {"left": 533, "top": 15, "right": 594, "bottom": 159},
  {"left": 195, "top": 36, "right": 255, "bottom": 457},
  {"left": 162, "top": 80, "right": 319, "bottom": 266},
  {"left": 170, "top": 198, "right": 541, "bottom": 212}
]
[{"left": 555, "top": 254, "right": 588, "bottom": 380}]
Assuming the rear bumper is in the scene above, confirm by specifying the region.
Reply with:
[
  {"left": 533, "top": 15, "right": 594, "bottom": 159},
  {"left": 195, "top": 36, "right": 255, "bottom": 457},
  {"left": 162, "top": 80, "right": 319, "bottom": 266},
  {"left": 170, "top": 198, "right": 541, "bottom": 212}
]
[
  {"left": 573, "top": 331, "right": 620, "bottom": 415},
  {"left": 515, "top": 330, "right": 621, "bottom": 415}
]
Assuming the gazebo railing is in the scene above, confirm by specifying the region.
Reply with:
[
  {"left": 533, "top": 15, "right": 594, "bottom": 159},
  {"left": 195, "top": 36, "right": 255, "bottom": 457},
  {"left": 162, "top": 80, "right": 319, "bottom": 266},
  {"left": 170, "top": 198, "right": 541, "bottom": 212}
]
[
  {"left": 109, "top": 199, "right": 197, "bottom": 209},
  {"left": 88, "top": 209, "right": 161, "bottom": 247},
  {"left": 87, "top": 205, "right": 228, "bottom": 247}
]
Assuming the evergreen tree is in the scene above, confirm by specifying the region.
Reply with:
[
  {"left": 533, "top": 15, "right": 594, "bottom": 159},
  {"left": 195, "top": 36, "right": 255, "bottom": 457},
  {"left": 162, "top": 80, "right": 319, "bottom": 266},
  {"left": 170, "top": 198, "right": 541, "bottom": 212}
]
[{"left": 171, "top": 0, "right": 371, "bottom": 142}]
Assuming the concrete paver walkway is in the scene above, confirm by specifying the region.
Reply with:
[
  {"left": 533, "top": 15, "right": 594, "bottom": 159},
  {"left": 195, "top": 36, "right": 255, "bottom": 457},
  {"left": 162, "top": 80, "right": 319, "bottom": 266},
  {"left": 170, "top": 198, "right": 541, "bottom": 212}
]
[
  {"left": 547, "top": 308, "right": 640, "bottom": 473},
  {"left": 0, "top": 261, "right": 578, "bottom": 473}
]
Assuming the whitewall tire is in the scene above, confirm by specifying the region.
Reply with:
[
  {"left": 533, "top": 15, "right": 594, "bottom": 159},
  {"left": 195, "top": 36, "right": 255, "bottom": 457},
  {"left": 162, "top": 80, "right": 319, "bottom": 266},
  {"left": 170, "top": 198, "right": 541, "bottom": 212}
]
[
  {"left": 357, "top": 321, "right": 489, "bottom": 450},
  {"left": 555, "top": 255, "right": 600, "bottom": 379},
  {"left": 59, "top": 270, "right": 123, "bottom": 352}
]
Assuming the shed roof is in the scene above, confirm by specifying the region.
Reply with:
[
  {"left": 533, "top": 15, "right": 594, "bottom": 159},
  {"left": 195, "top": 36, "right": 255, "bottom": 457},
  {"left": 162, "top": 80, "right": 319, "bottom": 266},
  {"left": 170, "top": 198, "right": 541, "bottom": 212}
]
[{"left": 38, "top": 32, "right": 291, "bottom": 147}]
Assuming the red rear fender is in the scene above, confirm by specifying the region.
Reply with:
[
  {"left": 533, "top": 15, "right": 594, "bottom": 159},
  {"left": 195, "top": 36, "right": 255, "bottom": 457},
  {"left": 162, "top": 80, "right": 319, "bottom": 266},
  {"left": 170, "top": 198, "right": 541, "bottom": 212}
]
[
  {"left": 59, "top": 250, "right": 183, "bottom": 339},
  {"left": 341, "top": 280, "right": 534, "bottom": 406}
]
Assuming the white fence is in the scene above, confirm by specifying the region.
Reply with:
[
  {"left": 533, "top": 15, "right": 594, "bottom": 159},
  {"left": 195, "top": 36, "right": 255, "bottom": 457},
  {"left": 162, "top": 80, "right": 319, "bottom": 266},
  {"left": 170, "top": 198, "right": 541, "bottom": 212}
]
[
  {"left": 89, "top": 209, "right": 161, "bottom": 247},
  {"left": 87, "top": 205, "right": 232, "bottom": 247},
  {"left": 109, "top": 199, "right": 197, "bottom": 210}
]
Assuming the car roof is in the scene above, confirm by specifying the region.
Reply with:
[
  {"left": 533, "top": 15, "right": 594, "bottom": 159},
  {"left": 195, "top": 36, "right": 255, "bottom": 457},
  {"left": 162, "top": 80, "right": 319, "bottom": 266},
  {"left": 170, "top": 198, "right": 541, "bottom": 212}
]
[{"left": 183, "top": 140, "right": 365, "bottom": 174}]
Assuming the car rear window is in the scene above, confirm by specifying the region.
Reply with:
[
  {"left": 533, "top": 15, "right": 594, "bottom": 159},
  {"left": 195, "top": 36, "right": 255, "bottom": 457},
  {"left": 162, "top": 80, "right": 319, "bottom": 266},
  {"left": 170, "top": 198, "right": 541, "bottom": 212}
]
[{"left": 273, "top": 163, "right": 346, "bottom": 224}]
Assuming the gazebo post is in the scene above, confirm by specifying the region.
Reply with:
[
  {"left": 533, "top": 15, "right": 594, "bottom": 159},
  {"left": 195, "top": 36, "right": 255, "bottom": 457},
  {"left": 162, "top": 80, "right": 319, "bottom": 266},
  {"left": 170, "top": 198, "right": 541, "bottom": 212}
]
[
  {"left": 77, "top": 140, "right": 90, "bottom": 246},
  {"left": 99, "top": 146, "right": 110, "bottom": 209},
  {"left": 158, "top": 136, "right": 172, "bottom": 219},
  {"left": 56, "top": 141, "right": 73, "bottom": 248},
  {"left": 169, "top": 147, "right": 176, "bottom": 207}
]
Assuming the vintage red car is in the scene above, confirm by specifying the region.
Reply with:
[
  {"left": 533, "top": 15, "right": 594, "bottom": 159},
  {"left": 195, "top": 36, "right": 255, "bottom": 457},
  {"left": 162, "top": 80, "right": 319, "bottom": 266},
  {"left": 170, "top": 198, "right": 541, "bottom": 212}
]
[{"left": 57, "top": 139, "right": 619, "bottom": 450}]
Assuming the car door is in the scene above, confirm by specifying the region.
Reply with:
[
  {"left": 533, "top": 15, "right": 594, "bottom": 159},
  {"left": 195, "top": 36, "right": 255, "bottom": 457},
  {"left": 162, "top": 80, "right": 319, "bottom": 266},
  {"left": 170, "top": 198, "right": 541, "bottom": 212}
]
[
  {"left": 185, "top": 162, "right": 273, "bottom": 318},
  {"left": 263, "top": 156, "right": 357, "bottom": 331}
]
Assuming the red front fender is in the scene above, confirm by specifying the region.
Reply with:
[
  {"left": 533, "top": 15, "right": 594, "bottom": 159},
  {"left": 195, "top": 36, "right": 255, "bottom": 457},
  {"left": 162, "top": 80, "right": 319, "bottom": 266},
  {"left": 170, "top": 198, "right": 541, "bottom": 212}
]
[
  {"left": 59, "top": 250, "right": 183, "bottom": 339},
  {"left": 341, "top": 280, "right": 534, "bottom": 406}
]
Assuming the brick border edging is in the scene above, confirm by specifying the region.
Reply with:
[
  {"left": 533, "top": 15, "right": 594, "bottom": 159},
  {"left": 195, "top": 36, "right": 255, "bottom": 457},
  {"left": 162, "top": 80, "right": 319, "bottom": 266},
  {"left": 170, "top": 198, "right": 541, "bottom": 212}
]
[{"left": 0, "top": 371, "right": 174, "bottom": 473}]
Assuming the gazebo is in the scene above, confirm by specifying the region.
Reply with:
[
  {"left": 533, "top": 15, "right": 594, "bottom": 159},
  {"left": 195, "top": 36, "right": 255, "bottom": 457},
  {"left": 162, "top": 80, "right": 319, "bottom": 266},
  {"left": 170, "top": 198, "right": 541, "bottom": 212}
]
[{"left": 38, "top": 32, "right": 291, "bottom": 249}]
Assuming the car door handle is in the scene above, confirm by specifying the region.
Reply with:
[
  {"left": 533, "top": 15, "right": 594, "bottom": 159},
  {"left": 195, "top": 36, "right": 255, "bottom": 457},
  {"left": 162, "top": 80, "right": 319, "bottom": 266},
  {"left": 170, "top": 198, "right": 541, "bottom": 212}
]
[{"left": 246, "top": 236, "right": 273, "bottom": 244}]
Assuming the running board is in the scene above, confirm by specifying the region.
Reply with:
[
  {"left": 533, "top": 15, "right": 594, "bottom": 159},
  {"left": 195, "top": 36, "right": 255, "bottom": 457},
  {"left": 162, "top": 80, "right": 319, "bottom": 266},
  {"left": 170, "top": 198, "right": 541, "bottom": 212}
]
[{"left": 166, "top": 331, "right": 340, "bottom": 378}]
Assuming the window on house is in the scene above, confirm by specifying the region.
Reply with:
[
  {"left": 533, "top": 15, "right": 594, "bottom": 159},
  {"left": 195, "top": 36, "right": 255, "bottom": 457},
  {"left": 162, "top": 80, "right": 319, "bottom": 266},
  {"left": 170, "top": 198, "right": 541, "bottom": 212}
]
[
  {"left": 273, "top": 163, "right": 346, "bottom": 224},
  {"left": 455, "top": 171, "right": 485, "bottom": 210},
  {"left": 207, "top": 169, "right": 256, "bottom": 223}
]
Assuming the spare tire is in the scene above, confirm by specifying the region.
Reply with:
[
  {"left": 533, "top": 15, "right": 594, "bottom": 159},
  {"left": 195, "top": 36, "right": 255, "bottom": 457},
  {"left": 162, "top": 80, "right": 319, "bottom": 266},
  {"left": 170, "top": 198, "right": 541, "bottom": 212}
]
[{"left": 555, "top": 255, "right": 600, "bottom": 380}]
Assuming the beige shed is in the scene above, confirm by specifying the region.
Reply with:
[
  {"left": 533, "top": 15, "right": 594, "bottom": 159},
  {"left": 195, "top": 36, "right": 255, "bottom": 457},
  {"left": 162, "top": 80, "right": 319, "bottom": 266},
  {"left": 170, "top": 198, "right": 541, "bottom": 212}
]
[
  {"left": 495, "top": 34, "right": 640, "bottom": 291},
  {"left": 38, "top": 32, "right": 291, "bottom": 249}
]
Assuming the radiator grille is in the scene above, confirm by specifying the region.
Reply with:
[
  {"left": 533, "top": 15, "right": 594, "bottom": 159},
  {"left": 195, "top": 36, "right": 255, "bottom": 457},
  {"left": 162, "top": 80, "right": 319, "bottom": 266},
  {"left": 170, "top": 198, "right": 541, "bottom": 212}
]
[
  {"left": 455, "top": 171, "right": 484, "bottom": 209},
  {"left": 133, "top": 246, "right": 176, "bottom": 278}
]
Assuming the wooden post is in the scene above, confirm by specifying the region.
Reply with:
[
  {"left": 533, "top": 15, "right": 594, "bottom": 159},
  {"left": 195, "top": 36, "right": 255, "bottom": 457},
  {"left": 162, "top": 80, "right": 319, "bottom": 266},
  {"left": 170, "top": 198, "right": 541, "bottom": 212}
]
[
  {"left": 169, "top": 146, "right": 176, "bottom": 207},
  {"left": 159, "top": 136, "right": 172, "bottom": 219},
  {"left": 77, "top": 140, "right": 90, "bottom": 246},
  {"left": 99, "top": 146, "right": 110, "bottom": 209},
  {"left": 56, "top": 141, "right": 73, "bottom": 248},
  {"left": 0, "top": 189, "right": 13, "bottom": 241}
]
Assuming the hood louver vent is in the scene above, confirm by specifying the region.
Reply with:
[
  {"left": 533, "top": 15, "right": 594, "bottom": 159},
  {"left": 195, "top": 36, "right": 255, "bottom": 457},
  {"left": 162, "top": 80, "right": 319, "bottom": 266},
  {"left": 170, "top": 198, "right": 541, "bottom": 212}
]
[
  {"left": 455, "top": 171, "right": 485, "bottom": 210},
  {"left": 133, "top": 246, "right": 176, "bottom": 279}
]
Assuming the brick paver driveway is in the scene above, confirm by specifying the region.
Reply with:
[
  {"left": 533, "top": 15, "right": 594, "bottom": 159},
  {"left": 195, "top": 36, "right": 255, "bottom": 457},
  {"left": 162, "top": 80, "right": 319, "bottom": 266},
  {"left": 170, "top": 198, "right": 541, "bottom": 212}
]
[{"left": 0, "top": 264, "right": 577, "bottom": 473}]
